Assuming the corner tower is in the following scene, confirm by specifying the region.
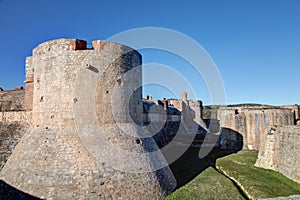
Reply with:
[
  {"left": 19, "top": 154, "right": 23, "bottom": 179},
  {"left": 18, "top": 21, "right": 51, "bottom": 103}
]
[{"left": 0, "top": 38, "right": 176, "bottom": 199}]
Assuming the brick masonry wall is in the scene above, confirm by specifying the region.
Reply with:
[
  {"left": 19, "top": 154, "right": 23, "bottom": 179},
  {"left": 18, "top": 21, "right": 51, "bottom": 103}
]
[{"left": 255, "top": 125, "right": 300, "bottom": 184}]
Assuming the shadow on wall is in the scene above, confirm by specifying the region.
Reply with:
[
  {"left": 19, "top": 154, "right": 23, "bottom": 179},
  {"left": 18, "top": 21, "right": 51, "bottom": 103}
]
[
  {"left": 150, "top": 101, "right": 207, "bottom": 149},
  {"left": 0, "top": 122, "right": 29, "bottom": 170},
  {"left": 164, "top": 128, "right": 243, "bottom": 188},
  {"left": 142, "top": 100, "right": 244, "bottom": 188},
  {"left": 0, "top": 180, "right": 41, "bottom": 200},
  {"left": 218, "top": 128, "right": 244, "bottom": 151},
  {"left": 0, "top": 97, "right": 243, "bottom": 197}
]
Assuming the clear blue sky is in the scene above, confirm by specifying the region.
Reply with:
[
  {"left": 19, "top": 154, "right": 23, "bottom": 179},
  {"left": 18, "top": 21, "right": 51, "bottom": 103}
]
[{"left": 0, "top": 0, "right": 299, "bottom": 105}]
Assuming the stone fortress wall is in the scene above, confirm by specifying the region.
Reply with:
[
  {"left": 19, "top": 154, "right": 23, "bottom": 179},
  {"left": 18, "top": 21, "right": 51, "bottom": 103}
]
[
  {"left": 142, "top": 92, "right": 217, "bottom": 153},
  {"left": 0, "top": 111, "right": 31, "bottom": 124},
  {"left": 0, "top": 87, "right": 31, "bottom": 124},
  {"left": 0, "top": 88, "right": 32, "bottom": 169},
  {"left": 0, "top": 38, "right": 299, "bottom": 198},
  {"left": 217, "top": 105, "right": 297, "bottom": 150},
  {"left": 144, "top": 92, "right": 205, "bottom": 128},
  {"left": 217, "top": 105, "right": 300, "bottom": 183},
  {"left": 255, "top": 125, "right": 300, "bottom": 183},
  {"left": 0, "top": 87, "right": 25, "bottom": 112},
  {"left": 0, "top": 38, "right": 176, "bottom": 199}
]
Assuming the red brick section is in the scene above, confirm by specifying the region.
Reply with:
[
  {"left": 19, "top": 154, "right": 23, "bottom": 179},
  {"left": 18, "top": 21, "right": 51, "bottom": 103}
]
[
  {"left": 71, "top": 39, "right": 87, "bottom": 50},
  {"left": 24, "top": 75, "right": 34, "bottom": 111},
  {"left": 92, "top": 40, "right": 106, "bottom": 51}
]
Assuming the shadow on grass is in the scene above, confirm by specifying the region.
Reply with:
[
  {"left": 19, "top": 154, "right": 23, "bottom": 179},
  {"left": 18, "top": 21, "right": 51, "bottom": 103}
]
[{"left": 163, "top": 128, "right": 243, "bottom": 189}]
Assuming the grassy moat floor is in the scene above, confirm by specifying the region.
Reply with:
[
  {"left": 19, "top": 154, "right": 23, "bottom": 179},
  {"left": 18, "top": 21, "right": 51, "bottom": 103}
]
[{"left": 165, "top": 150, "right": 300, "bottom": 200}]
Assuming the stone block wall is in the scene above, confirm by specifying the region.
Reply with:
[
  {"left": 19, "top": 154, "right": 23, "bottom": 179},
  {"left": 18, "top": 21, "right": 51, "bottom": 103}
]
[
  {"left": 280, "top": 105, "right": 299, "bottom": 118},
  {"left": 218, "top": 107, "right": 295, "bottom": 150},
  {"left": 255, "top": 125, "right": 300, "bottom": 183},
  {"left": 0, "top": 111, "right": 31, "bottom": 169},
  {"left": 167, "top": 99, "right": 203, "bottom": 121},
  {"left": 0, "top": 87, "right": 32, "bottom": 172},
  {"left": 0, "top": 90, "right": 25, "bottom": 111},
  {"left": 218, "top": 127, "right": 243, "bottom": 151},
  {"left": 0, "top": 122, "right": 29, "bottom": 169},
  {"left": 186, "top": 100, "right": 203, "bottom": 123},
  {"left": 168, "top": 99, "right": 183, "bottom": 111},
  {"left": 0, "top": 38, "right": 176, "bottom": 199},
  {"left": 0, "top": 111, "right": 32, "bottom": 124},
  {"left": 24, "top": 57, "right": 34, "bottom": 111},
  {"left": 1, "top": 36, "right": 298, "bottom": 198}
]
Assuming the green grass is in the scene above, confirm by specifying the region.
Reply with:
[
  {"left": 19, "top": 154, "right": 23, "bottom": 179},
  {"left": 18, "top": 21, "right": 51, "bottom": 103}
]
[
  {"left": 165, "top": 150, "right": 300, "bottom": 200},
  {"left": 165, "top": 166, "right": 244, "bottom": 200},
  {"left": 216, "top": 150, "right": 300, "bottom": 199}
]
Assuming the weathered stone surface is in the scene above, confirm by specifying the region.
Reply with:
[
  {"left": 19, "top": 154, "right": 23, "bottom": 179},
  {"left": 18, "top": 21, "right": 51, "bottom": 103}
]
[
  {"left": 0, "top": 38, "right": 176, "bottom": 199},
  {"left": 217, "top": 106, "right": 295, "bottom": 150},
  {"left": 0, "top": 109, "right": 32, "bottom": 172},
  {"left": 0, "top": 111, "right": 32, "bottom": 124},
  {"left": 13, "top": 86, "right": 23, "bottom": 91},
  {"left": 255, "top": 125, "right": 300, "bottom": 184},
  {"left": 0, "top": 90, "right": 25, "bottom": 111},
  {"left": 1, "top": 37, "right": 299, "bottom": 199},
  {"left": 24, "top": 56, "right": 34, "bottom": 111},
  {"left": 0, "top": 122, "right": 29, "bottom": 170},
  {"left": 280, "top": 105, "right": 299, "bottom": 121}
]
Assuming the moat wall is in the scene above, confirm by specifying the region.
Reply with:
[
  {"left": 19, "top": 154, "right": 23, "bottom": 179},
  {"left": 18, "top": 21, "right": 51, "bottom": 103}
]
[
  {"left": 218, "top": 105, "right": 300, "bottom": 183},
  {"left": 255, "top": 125, "right": 300, "bottom": 184},
  {"left": 0, "top": 89, "right": 25, "bottom": 112},
  {"left": 0, "top": 89, "right": 31, "bottom": 170},
  {"left": 0, "top": 121, "right": 29, "bottom": 170},
  {"left": 217, "top": 106, "right": 295, "bottom": 150}
]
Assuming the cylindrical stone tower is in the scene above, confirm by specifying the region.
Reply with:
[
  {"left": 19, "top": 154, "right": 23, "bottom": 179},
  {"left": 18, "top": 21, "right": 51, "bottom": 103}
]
[{"left": 0, "top": 38, "right": 176, "bottom": 199}]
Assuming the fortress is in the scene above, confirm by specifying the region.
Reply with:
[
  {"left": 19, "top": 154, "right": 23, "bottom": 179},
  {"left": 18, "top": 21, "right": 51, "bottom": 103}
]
[
  {"left": 217, "top": 105, "right": 300, "bottom": 183},
  {"left": 0, "top": 38, "right": 299, "bottom": 199}
]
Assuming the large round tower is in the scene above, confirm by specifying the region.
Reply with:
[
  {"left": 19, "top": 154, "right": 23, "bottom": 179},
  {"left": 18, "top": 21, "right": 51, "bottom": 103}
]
[{"left": 0, "top": 38, "right": 176, "bottom": 199}]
